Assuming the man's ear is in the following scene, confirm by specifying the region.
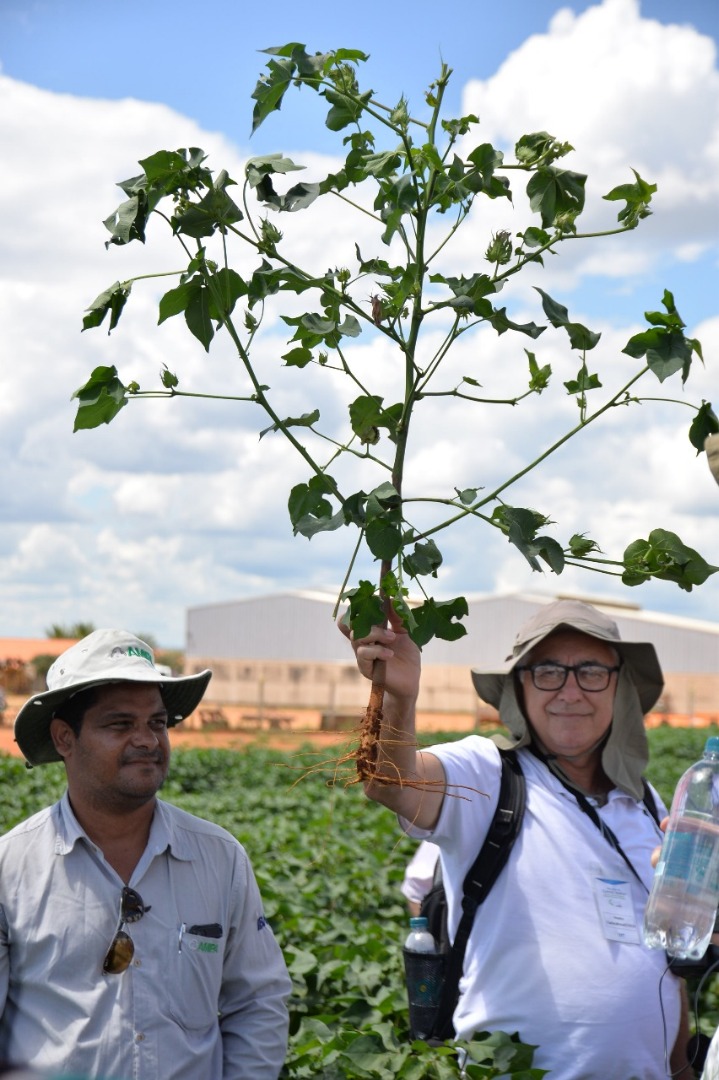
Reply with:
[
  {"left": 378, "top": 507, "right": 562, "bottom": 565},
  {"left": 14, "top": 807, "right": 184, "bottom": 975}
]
[{"left": 49, "top": 717, "right": 74, "bottom": 759}]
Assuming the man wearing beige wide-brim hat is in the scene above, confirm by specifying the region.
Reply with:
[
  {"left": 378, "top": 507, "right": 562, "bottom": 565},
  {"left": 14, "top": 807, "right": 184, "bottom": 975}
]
[
  {"left": 0, "top": 629, "right": 291, "bottom": 1079},
  {"left": 345, "top": 597, "right": 692, "bottom": 1079}
]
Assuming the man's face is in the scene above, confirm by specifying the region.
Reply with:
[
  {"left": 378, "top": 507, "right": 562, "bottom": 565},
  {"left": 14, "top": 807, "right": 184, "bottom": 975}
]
[
  {"left": 517, "top": 630, "right": 619, "bottom": 762},
  {"left": 51, "top": 682, "right": 171, "bottom": 810}
]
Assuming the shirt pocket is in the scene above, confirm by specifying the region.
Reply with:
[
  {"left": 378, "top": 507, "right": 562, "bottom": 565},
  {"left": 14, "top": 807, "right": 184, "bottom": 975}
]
[{"left": 167, "top": 926, "right": 224, "bottom": 1030}]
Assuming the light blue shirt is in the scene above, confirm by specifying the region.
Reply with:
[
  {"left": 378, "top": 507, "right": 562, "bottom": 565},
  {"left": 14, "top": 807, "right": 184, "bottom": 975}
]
[{"left": 0, "top": 793, "right": 291, "bottom": 1079}]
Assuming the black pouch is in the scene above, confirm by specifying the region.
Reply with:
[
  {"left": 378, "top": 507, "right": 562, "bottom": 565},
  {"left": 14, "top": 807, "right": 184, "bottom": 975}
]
[{"left": 403, "top": 948, "right": 447, "bottom": 1041}]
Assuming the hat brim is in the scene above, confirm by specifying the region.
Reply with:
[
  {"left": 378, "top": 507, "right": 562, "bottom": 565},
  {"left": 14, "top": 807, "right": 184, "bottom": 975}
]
[
  {"left": 14, "top": 669, "right": 212, "bottom": 766},
  {"left": 471, "top": 628, "right": 663, "bottom": 716}
]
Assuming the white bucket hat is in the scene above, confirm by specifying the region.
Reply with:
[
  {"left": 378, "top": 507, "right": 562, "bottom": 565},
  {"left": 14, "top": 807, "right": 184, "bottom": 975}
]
[
  {"left": 471, "top": 599, "right": 664, "bottom": 799},
  {"left": 14, "top": 629, "right": 212, "bottom": 766}
]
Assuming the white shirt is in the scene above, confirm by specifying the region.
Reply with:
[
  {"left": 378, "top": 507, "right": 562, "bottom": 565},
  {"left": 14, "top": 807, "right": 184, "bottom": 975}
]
[
  {"left": 401, "top": 840, "right": 440, "bottom": 905},
  {"left": 403, "top": 736, "right": 680, "bottom": 1080},
  {"left": 0, "top": 793, "right": 292, "bottom": 1079}
]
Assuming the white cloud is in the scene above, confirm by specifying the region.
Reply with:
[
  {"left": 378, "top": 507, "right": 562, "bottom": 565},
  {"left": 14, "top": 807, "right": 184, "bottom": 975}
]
[{"left": 460, "top": 0, "right": 719, "bottom": 269}]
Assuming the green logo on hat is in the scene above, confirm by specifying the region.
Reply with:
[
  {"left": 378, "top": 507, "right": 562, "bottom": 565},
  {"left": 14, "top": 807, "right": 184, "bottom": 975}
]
[{"left": 127, "top": 646, "right": 154, "bottom": 664}]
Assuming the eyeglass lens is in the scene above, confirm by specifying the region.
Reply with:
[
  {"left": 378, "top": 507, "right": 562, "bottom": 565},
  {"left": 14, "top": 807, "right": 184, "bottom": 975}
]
[
  {"left": 102, "top": 887, "right": 149, "bottom": 975},
  {"left": 524, "top": 662, "right": 618, "bottom": 692}
]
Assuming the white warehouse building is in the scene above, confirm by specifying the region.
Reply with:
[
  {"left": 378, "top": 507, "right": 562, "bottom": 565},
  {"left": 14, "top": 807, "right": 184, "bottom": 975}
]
[{"left": 184, "top": 590, "right": 719, "bottom": 729}]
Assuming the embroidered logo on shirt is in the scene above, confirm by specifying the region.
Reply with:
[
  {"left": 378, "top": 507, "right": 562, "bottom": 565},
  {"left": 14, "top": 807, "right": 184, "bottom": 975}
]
[{"left": 257, "top": 915, "right": 267, "bottom": 931}]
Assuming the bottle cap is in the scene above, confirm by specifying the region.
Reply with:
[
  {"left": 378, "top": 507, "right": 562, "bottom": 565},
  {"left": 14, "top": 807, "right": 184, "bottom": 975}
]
[
  {"left": 409, "top": 916, "right": 428, "bottom": 930},
  {"left": 706, "top": 737, "right": 719, "bottom": 754}
]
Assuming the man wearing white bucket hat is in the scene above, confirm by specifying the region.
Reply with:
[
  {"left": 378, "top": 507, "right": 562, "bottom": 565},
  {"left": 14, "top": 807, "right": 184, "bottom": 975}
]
[
  {"left": 346, "top": 598, "right": 692, "bottom": 1079},
  {"left": 0, "top": 629, "right": 291, "bottom": 1079}
]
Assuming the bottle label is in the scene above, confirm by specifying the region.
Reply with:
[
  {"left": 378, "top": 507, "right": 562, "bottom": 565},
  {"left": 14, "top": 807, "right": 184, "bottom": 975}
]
[{"left": 660, "top": 815, "right": 719, "bottom": 896}]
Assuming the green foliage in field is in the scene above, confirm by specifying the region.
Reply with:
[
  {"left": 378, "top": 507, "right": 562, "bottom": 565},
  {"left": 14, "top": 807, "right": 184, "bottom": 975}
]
[{"left": 0, "top": 726, "right": 717, "bottom": 1074}]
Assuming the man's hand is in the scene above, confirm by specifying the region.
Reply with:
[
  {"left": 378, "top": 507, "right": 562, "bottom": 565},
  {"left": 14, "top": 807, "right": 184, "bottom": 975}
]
[
  {"left": 339, "top": 603, "right": 422, "bottom": 706},
  {"left": 337, "top": 603, "right": 445, "bottom": 829}
]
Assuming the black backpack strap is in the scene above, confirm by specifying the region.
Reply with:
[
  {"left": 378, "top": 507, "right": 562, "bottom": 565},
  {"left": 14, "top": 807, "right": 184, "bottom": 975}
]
[
  {"left": 430, "top": 748, "right": 526, "bottom": 1042},
  {"left": 641, "top": 779, "right": 661, "bottom": 825}
]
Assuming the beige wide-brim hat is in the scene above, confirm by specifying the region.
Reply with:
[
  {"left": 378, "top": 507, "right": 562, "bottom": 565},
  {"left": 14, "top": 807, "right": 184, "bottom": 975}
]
[
  {"left": 14, "top": 629, "right": 212, "bottom": 766},
  {"left": 471, "top": 599, "right": 664, "bottom": 799}
]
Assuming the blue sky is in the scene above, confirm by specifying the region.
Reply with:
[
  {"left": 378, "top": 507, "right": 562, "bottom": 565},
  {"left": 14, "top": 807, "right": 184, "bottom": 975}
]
[
  {"left": 2, "top": 0, "right": 717, "bottom": 146},
  {"left": 1, "top": 0, "right": 718, "bottom": 646}
]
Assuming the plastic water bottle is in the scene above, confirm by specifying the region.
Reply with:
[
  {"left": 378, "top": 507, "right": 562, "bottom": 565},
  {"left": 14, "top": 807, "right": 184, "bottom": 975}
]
[
  {"left": 403, "top": 916, "right": 441, "bottom": 1040},
  {"left": 404, "top": 916, "right": 436, "bottom": 953},
  {"left": 643, "top": 736, "right": 719, "bottom": 959}
]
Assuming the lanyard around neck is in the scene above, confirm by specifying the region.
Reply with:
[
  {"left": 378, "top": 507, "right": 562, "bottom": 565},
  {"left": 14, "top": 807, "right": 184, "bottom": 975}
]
[{"left": 531, "top": 747, "right": 650, "bottom": 891}]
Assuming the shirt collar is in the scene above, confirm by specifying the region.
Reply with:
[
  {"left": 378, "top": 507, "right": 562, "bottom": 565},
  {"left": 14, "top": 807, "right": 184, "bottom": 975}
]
[{"left": 54, "top": 793, "right": 192, "bottom": 862}]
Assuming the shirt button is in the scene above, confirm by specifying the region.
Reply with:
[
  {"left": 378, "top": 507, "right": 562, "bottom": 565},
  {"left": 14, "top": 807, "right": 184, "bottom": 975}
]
[
  {"left": 133, "top": 958, "right": 141, "bottom": 967},
  {"left": 136, "top": 1033, "right": 145, "bottom": 1043}
]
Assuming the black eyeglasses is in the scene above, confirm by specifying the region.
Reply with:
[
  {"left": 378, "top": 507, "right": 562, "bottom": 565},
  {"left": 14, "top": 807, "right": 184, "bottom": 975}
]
[
  {"left": 102, "top": 886, "right": 151, "bottom": 975},
  {"left": 516, "top": 661, "right": 621, "bottom": 693}
]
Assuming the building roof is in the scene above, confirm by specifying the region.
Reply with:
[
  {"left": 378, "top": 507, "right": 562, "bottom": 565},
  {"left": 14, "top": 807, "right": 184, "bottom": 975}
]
[{"left": 185, "top": 588, "right": 719, "bottom": 675}]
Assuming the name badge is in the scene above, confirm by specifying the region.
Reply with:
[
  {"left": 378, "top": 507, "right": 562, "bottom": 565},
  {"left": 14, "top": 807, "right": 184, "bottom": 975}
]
[{"left": 593, "top": 873, "right": 640, "bottom": 944}]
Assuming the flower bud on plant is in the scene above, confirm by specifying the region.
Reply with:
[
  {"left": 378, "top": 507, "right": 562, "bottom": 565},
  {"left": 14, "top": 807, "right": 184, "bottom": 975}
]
[{"left": 485, "top": 231, "right": 512, "bottom": 265}]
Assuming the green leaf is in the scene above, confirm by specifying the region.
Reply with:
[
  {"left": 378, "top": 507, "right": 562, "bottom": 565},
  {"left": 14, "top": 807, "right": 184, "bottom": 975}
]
[
  {"left": 282, "top": 346, "right": 314, "bottom": 368},
  {"left": 251, "top": 53, "right": 303, "bottom": 134},
  {"left": 532, "top": 536, "right": 565, "bottom": 574},
  {"left": 160, "top": 366, "right": 178, "bottom": 389},
  {"left": 365, "top": 518, "right": 403, "bottom": 560},
  {"left": 158, "top": 281, "right": 195, "bottom": 324},
  {"left": 343, "top": 580, "right": 385, "bottom": 639},
  {"left": 207, "top": 268, "right": 248, "bottom": 321},
  {"left": 515, "top": 131, "right": 573, "bottom": 166},
  {"left": 488, "top": 307, "right": 544, "bottom": 339},
  {"left": 102, "top": 194, "right": 149, "bottom": 246},
  {"left": 374, "top": 173, "right": 416, "bottom": 245},
  {"left": 564, "top": 367, "right": 601, "bottom": 395},
  {"left": 349, "top": 395, "right": 384, "bottom": 444},
  {"left": 82, "top": 282, "right": 131, "bottom": 333},
  {"left": 349, "top": 396, "right": 401, "bottom": 445},
  {"left": 402, "top": 539, "right": 443, "bottom": 578},
  {"left": 324, "top": 86, "right": 373, "bottom": 131},
  {"left": 622, "top": 529, "right": 718, "bottom": 591},
  {"left": 603, "top": 168, "right": 657, "bottom": 228},
  {"left": 138, "top": 146, "right": 210, "bottom": 190},
  {"left": 519, "top": 226, "right": 552, "bottom": 250},
  {"left": 623, "top": 327, "right": 694, "bottom": 384},
  {"left": 71, "top": 365, "right": 129, "bottom": 432},
  {"left": 362, "top": 149, "right": 404, "bottom": 178},
  {"left": 260, "top": 409, "right": 320, "bottom": 439},
  {"left": 465, "top": 143, "right": 511, "bottom": 200},
  {"left": 430, "top": 271, "right": 496, "bottom": 317},
  {"left": 622, "top": 291, "right": 702, "bottom": 385},
  {"left": 410, "top": 597, "right": 468, "bottom": 648},
  {"left": 526, "top": 166, "right": 586, "bottom": 229},
  {"left": 172, "top": 182, "right": 243, "bottom": 238},
  {"left": 534, "top": 288, "right": 601, "bottom": 351},
  {"left": 254, "top": 175, "right": 322, "bottom": 213},
  {"left": 365, "top": 482, "right": 401, "bottom": 520},
  {"left": 689, "top": 401, "right": 719, "bottom": 454},
  {"left": 252, "top": 46, "right": 368, "bottom": 133},
  {"left": 282, "top": 311, "right": 361, "bottom": 349},
  {"left": 491, "top": 505, "right": 556, "bottom": 573},
  {"left": 185, "top": 284, "right": 214, "bottom": 351},
  {"left": 245, "top": 153, "right": 305, "bottom": 190},
  {"left": 287, "top": 473, "right": 344, "bottom": 538}
]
